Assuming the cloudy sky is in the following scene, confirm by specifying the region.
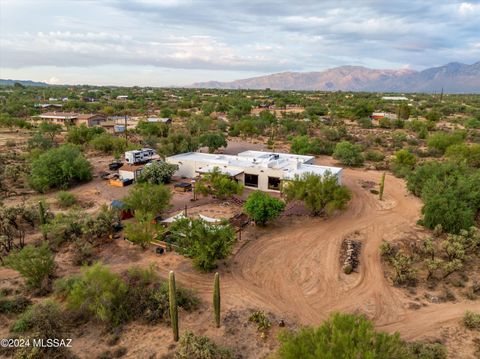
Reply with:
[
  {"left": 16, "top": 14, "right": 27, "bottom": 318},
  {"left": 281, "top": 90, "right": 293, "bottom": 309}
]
[{"left": 1, "top": 0, "right": 479, "bottom": 86}]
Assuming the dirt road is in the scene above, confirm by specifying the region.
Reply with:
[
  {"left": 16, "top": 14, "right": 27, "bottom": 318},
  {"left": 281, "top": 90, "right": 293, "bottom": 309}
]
[{"left": 158, "top": 167, "right": 480, "bottom": 344}]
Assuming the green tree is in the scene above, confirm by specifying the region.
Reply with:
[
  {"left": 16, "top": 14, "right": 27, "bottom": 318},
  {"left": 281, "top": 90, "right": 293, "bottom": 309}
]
[
  {"left": 67, "top": 124, "right": 105, "bottom": 145},
  {"left": 169, "top": 218, "right": 236, "bottom": 271},
  {"left": 38, "top": 122, "right": 62, "bottom": 143},
  {"left": 137, "top": 161, "right": 178, "bottom": 185},
  {"left": 391, "top": 149, "right": 417, "bottom": 178},
  {"left": 333, "top": 141, "right": 364, "bottom": 167},
  {"left": 199, "top": 132, "right": 227, "bottom": 153},
  {"left": 196, "top": 167, "right": 243, "bottom": 200},
  {"left": 122, "top": 183, "right": 171, "bottom": 216},
  {"left": 426, "top": 131, "right": 464, "bottom": 155},
  {"left": 28, "top": 144, "right": 92, "bottom": 192},
  {"left": 278, "top": 313, "right": 411, "bottom": 359},
  {"left": 5, "top": 242, "right": 55, "bottom": 292},
  {"left": 244, "top": 191, "right": 285, "bottom": 225},
  {"left": 283, "top": 172, "right": 351, "bottom": 216},
  {"left": 64, "top": 263, "right": 128, "bottom": 325},
  {"left": 445, "top": 144, "right": 480, "bottom": 168},
  {"left": 124, "top": 213, "right": 160, "bottom": 249}
]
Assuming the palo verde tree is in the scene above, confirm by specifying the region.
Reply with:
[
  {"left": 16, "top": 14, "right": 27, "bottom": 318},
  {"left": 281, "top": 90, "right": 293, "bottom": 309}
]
[
  {"left": 244, "top": 190, "right": 285, "bottom": 225},
  {"left": 283, "top": 172, "right": 351, "bottom": 216},
  {"left": 169, "top": 218, "right": 236, "bottom": 271},
  {"left": 5, "top": 242, "right": 55, "bottom": 293},
  {"left": 196, "top": 167, "right": 243, "bottom": 200},
  {"left": 333, "top": 141, "right": 364, "bottom": 167},
  {"left": 277, "top": 312, "right": 445, "bottom": 359},
  {"left": 28, "top": 144, "right": 92, "bottom": 193},
  {"left": 199, "top": 132, "right": 227, "bottom": 153},
  {"left": 122, "top": 183, "right": 171, "bottom": 217}
]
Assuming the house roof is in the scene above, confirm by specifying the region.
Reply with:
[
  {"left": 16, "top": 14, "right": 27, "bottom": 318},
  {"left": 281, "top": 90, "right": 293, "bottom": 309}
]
[
  {"left": 38, "top": 111, "right": 78, "bottom": 119},
  {"left": 196, "top": 165, "right": 244, "bottom": 177},
  {"left": 119, "top": 164, "right": 144, "bottom": 172},
  {"left": 167, "top": 150, "right": 342, "bottom": 178}
]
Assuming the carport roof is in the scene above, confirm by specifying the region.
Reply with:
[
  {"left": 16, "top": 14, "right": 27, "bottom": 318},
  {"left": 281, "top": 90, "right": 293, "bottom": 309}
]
[{"left": 196, "top": 165, "right": 244, "bottom": 177}]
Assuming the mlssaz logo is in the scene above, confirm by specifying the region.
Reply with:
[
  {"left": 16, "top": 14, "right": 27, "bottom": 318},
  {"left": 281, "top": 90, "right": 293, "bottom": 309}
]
[{"left": 32, "top": 339, "right": 73, "bottom": 348}]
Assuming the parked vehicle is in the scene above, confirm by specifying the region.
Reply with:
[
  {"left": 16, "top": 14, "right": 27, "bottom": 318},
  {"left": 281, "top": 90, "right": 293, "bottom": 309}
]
[
  {"left": 125, "top": 148, "right": 156, "bottom": 164},
  {"left": 108, "top": 162, "right": 123, "bottom": 170}
]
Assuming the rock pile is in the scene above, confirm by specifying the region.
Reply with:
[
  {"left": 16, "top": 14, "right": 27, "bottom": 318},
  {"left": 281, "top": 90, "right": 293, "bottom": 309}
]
[{"left": 342, "top": 239, "right": 362, "bottom": 274}]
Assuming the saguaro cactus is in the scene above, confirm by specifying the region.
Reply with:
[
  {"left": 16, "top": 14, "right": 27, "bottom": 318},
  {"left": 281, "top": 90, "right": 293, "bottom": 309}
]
[
  {"left": 38, "top": 201, "right": 46, "bottom": 226},
  {"left": 379, "top": 172, "right": 386, "bottom": 201},
  {"left": 168, "top": 271, "right": 179, "bottom": 341},
  {"left": 213, "top": 272, "right": 221, "bottom": 328}
]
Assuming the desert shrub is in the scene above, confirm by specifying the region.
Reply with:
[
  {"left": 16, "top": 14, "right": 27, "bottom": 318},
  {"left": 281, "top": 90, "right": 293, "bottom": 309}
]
[
  {"left": 283, "top": 172, "right": 351, "bottom": 216},
  {"left": 89, "top": 133, "right": 127, "bottom": 155},
  {"left": 379, "top": 117, "right": 392, "bottom": 128},
  {"left": 169, "top": 218, "right": 236, "bottom": 271},
  {"left": 28, "top": 144, "right": 92, "bottom": 192},
  {"left": 57, "top": 191, "right": 77, "bottom": 208},
  {"left": 407, "top": 162, "right": 480, "bottom": 233},
  {"left": 445, "top": 143, "right": 480, "bottom": 168},
  {"left": 427, "top": 131, "right": 465, "bottom": 154},
  {"left": 11, "top": 299, "right": 65, "bottom": 337},
  {"left": 291, "top": 136, "right": 335, "bottom": 155},
  {"left": 407, "top": 341, "right": 447, "bottom": 359},
  {"left": 5, "top": 243, "right": 55, "bottom": 292},
  {"left": 0, "top": 296, "right": 31, "bottom": 314},
  {"left": 63, "top": 263, "right": 128, "bottom": 325},
  {"left": 137, "top": 161, "right": 178, "bottom": 184},
  {"left": 136, "top": 121, "right": 170, "bottom": 137},
  {"left": 387, "top": 252, "right": 417, "bottom": 286},
  {"left": 244, "top": 191, "right": 285, "bottom": 225},
  {"left": 365, "top": 150, "right": 385, "bottom": 162},
  {"left": 249, "top": 310, "right": 272, "bottom": 338},
  {"left": 124, "top": 213, "right": 159, "bottom": 249},
  {"left": 391, "top": 149, "right": 417, "bottom": 178},
  {"left": 67, "top": 124, "right": 105, "bottom": 145},
  {"left": 278, "top": 313, "right": 411, "bottom": 359},
  {"left": 463, "top": 311, "right": 480, "bottom": 330},
  {"left": 357, "top": 117, "right": 373, "bottom": 128},
  {"left": 58, "top": 265, "right": 199, "bottom": 326},
  {"left": 333, "top": 141, "right": 364, "bottom": 167},
  {"left": 175, "top": 331, "right": 232, "bottom": 359}
]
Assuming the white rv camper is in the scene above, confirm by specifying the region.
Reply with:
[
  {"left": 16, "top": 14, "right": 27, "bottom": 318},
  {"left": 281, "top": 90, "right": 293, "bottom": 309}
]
[{"left": 124, "top": 148, "right": 156, "bottom": 164}]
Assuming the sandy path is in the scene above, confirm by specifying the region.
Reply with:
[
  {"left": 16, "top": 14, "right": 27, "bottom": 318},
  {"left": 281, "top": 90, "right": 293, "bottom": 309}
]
[{"left": 153, "top": 168, "right": 480, "bottom": 343}]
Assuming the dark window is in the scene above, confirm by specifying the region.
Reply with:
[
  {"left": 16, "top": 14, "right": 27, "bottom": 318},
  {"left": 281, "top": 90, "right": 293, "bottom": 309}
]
[
  {"left": 244, "top": 173, "right": 258, "bottom": 188},
  {"left": 268, "top": 176, "right": 281, "bottom": 190}
]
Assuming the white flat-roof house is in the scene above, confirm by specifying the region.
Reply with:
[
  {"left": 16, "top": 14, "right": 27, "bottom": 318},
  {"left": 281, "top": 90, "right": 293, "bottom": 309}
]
[{"left": 166, "top": 151, "right": 342, "bottom": 192}]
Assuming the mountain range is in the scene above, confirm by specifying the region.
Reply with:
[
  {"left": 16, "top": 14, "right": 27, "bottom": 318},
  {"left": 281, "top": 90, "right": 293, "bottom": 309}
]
[
  {"left": 0, "top": 79, "right": 49, "bottom": 87},
  {"left": 191, "top": 61, "right": 480, "bottom": 93}
]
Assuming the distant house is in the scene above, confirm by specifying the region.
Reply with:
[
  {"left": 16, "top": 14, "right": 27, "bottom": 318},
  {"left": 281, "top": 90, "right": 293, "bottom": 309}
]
[
  {"left": 370, "top": 112, "right": 398, "bottom": 120},
  {"left": 382, "top": 96, "right": 409, "bottom": 101},
  {"left": 32, "top": 112, "right": 106, "bottom": 127},
  {"left": 116, "top": 95, "right": 129, "bottom": 100},
  {"left": 75, "top": 114, "right": 107, "bottom": 127},
  {"left": 146, "top": 117, "right": 172, "bottom": 124},
  {"left": 34, "top": 112, "right": 78, "bottom": 126},
  {"left": 34, "top": 103, "right": 63, "bottom": 109}
]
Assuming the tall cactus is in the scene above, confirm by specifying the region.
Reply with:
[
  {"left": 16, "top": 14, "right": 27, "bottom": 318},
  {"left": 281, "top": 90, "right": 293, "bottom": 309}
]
[
  {"left": 379, "top": 172, "right": 386, "bottom": 201},
  {"left": 213, "top": 272, "right": 221, "bottom": 328},
  {"left": 38, "top": 201, "right": 46, "bottom": 226},
  {"left": 168, "top": 271, "right": 179, "bottom": 342}
]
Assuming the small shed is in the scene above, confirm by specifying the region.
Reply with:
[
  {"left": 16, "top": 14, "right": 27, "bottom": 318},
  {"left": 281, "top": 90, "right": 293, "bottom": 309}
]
[
  {"left": 119, "top": 164, "right": 144, "bottom": 181},
  {"left": 110, "top": 200, "right": 134, "bottom": 220}
]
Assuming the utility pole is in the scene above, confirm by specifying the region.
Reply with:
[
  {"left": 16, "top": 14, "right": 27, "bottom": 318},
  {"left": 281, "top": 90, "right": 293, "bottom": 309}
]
[
  {"left": 124, "top": 114, "right": 128, "bottom": 145},
  {"left": 440, "top": 87, "right": 444, "bottom": 102}
]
